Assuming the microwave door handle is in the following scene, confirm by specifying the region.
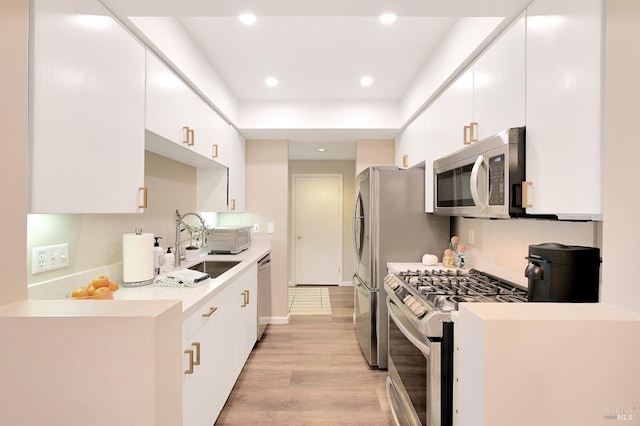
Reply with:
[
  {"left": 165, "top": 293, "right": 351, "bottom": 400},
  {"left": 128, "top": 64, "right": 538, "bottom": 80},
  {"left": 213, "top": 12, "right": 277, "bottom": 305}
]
[{"left": 470, "top": 155, "right": 486, "bottom": 209}]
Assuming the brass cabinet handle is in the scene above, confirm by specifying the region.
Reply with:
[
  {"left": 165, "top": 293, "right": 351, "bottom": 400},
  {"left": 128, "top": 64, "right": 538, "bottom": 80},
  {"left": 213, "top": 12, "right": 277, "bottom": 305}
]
[
  {"left": 470, "top": 122, "right": 478, "bottom": 143},
  {"left": 522, "top": 181, "right": 533, "bottom": 208},
  {"left": 188, "top": 129, "right": 195, "bottom": 146},
  {"left": 192, "top": 342, "right": 201, "bottom": 366},
  {"left": 183, "top": 126, "right": 190, "bottom": 145},
  {"left": 245, "top": 290, "right": 250, "bottom": 305},
  {"left": 463, "top": 125, "right": 471, "bottom": 145},
  {"left": 402, "top": 154, "right": 408, "bottom": 168},
  {"left": 230, "top": 198, "right": 236, "bottom": 211},
  {"left": 212, "top": 144, "right": 219, "bottom": 158},
  {"left": 138, "top": 187, "right": 148, "bottom": 209},
  {"left": 202, "top": 306, "right": 218, "bottom": 318},
  {"left": 241, "top": 290, "right": 249, "bottom": 307},
  {"left": 184, "top": 349, "right": 194, "bottom": 374}
]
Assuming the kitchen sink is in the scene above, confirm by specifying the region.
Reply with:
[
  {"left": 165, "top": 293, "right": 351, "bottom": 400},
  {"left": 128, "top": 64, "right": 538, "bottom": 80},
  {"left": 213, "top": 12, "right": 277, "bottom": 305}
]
[{"left": 188, "top": 260, "right": 241, "bottom": 278}]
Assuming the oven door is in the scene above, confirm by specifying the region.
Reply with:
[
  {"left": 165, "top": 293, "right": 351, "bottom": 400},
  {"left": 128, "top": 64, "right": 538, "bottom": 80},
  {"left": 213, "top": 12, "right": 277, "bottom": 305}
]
[{"left": 387, "top": 299, "right": 441, "bottom": 426}]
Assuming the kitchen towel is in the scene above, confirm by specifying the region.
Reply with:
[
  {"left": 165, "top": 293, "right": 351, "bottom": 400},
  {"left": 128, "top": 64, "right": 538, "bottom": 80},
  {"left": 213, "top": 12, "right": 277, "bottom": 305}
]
[{"left": 122, "top": 232, "right": 154, "bottom": 286}]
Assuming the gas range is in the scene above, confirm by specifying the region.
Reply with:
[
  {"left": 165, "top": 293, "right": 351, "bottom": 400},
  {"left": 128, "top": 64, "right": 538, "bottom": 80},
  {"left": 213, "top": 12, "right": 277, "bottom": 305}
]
[{"left": 384, "top": 268, "right": 528, "bottom": 338}]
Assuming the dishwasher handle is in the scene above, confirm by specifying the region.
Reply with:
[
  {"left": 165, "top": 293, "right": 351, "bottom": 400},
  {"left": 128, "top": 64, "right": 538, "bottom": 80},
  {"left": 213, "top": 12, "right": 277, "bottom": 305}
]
[{"left": 258, "top": 254, "right": 271, "bottom": 270}]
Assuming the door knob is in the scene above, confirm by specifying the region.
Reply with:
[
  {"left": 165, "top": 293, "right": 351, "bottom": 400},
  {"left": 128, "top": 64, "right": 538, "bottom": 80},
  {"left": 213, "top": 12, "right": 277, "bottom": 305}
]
[{"left": 296, "top": 235, "right": 303, "bottom": 240}]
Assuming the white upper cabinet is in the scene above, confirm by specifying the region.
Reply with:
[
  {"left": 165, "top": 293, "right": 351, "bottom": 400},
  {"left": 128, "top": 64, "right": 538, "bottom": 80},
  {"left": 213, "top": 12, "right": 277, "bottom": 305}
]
[
  {"left": 145, "top": 51, "right": 229, "bottom": 169},
  {"left": 227, "top": 126, "right": 246, "bottom": 212},
  {"left": 525, "top": 0, "right": 603, "bottom": 220},
  {"left": 473, "top": 14, "right": 526, "bottom": 140},
  {"left": 29, "top": 0, "right": 146, "bottom": 213},
  {"left": 395, "top": 109, "right": 427, "bottom": 169}
]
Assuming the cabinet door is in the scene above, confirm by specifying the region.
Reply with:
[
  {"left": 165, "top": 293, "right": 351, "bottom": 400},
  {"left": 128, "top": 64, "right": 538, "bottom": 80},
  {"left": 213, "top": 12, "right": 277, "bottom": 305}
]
[
  {"left": 228, "top": 126, "right": 246, "bottom": 212},
  {"left": 473, "top": 14, "right": 526, "bottom": 140},
  {"left": 440, "top": 67, "right": 475, "bottom": 151},
  {"left": 29, "top": 0, "right": 145, "bottom": 213},
  {"left": 146, "top": 51, "right": 188, "bottom": 146},
  {"left": 183, "top": 305, "right": 224, "bottom": 426},
  {"left": 186, "top": 89, "right": 230, "bottom": 167},
  {"left": 525, "top": 0, "right": 603, "bottom": 219},
  {"left": 395, "top": 109, "right": 427, "bottom": 168},
  {"left": 240, "top": 264, "right": 258, "bottom": 358},
  {"left": 424, "top": 96, "right": 446, "bottom": 213}
]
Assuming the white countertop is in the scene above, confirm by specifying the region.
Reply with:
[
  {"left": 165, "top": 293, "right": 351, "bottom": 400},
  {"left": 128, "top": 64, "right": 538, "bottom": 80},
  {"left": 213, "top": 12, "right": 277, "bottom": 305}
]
[{"left": 115, "top": 237, "right": 271, "bottom": 316}]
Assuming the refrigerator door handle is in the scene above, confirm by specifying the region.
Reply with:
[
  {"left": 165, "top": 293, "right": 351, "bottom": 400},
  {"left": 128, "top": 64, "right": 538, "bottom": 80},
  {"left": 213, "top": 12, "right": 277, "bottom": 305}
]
[{"left": 352, "top": 191, "right": 365, "bottom": 261}]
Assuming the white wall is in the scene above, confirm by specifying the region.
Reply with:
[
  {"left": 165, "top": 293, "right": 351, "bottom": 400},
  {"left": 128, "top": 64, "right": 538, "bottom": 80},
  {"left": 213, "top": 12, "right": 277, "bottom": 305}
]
[
  {"left": 453, "top": 217, "right": 600, "bottom": 287},
  {"left": 0, "top": 0, "right": 28, "bottom": 305},
  {"left": 601, "top": 0, "right": 640, "bottom": 313},
  {"left": 218, "top": 140, "right": 290, "bottom": 321}
]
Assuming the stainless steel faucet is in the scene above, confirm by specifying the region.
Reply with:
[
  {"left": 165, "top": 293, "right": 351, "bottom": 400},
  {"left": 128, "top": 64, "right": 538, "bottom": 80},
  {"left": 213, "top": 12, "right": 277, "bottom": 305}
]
[{"left": 175, "top": 209, "right": 207, "bottom": 268}]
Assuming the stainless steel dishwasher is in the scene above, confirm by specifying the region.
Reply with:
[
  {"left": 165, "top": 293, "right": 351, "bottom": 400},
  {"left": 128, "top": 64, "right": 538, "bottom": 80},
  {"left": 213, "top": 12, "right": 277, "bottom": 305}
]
[{"left": 257, "top": 254, "right": 271, "bottom": 340}]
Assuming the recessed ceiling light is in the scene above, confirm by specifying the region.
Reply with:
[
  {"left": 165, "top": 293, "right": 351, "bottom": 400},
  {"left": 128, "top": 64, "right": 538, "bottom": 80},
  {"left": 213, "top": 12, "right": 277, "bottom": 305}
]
[
  {"left": 316, "top": 148, "right": 326, "bottom": 152},
  {"left": 239, "top": 13, "right": 257, "bottom": 26},
  {"left": 379, "top": 13, "right": 397, "bottom": 25},
  {"left": 265, "top": 77, "right": 278, "bottom": 87},
  {"left": 360, "top": 76, "right": 373, "bottom": 87}
]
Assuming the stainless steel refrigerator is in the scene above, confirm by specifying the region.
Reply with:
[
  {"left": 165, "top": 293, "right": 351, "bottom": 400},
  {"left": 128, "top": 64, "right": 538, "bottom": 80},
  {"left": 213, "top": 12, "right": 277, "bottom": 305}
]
[{"left": 353, "top": 166, "right": 450, "bottom": 369}]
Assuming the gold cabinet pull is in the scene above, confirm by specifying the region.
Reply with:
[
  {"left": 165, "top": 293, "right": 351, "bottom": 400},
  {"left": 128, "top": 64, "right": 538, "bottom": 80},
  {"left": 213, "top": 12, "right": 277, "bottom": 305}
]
[
  {"left": 184, "top": 349, "right": 194, "bottom": 374},
  {"left": 245, "top": 290, "right": 250, "bottom": 305},
  {"left": 212, "top": 144, "right": 219, "bottom": 158},
  {"left": 188, "top": 129, "right": 195, "bottom": 146},
  {"left": 183, "top": 126, "right": 190, "bottom": 145},
  {"left": 522, "top": 181, "right": 533, "bottom": 208},
  {"left": 241, "top": 290, "right": 248, "bottom": 307},
  {"left": 230, "top": 199, "right": 236, "bottom": 211},
  {"left": 138, "top": 187, "right": 148, "bottom": 209},
  {"left": 470, "top": 122, "right": 478, "bottom": 143},
  {"left": 192, "top": 342, "right": 201, "bottom": 366},
  {"left": 402, "top": 154, "right": 408, "bottom": 168},
  {"left": 202, "top": 306, "right": 218, "bottom": 318},
  {"left": 463, "top": 125, "right": 472, "bottom": 145}
]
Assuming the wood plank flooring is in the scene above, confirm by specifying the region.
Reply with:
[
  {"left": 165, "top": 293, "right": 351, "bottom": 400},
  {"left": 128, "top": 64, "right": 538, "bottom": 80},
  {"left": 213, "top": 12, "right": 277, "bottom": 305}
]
[{"left": 216, "top": 286, "right": 394, "bottom": 425}]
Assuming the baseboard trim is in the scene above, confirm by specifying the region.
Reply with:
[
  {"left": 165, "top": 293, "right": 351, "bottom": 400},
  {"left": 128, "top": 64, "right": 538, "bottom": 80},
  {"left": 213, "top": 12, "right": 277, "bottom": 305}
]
[{"left": 269, "top": 315, "right": 290, "bottom": 325}]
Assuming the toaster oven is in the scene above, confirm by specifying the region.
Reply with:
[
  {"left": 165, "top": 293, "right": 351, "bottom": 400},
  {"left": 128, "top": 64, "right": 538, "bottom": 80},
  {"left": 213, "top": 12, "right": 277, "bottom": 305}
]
[{"left": 207, "top": 226, "right": 251, "bottom": 254}]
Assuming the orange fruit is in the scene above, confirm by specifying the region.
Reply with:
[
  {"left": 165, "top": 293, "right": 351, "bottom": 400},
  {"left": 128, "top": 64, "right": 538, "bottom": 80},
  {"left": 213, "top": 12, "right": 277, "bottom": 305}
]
[
  {"left": 71, "top": 287, "right": 89, "bottom": 298},
  {"left": 86, "top": 284, "right": 96, "bottom": 296},
  {"left": 108, "top": 281, "right": 120, "bottom": 292},
  {"left": 93, "top": 287, "right": 113, "bottom": 299},
  {"left": 91, "top": 275, "right": 110, "bottom": 289}
]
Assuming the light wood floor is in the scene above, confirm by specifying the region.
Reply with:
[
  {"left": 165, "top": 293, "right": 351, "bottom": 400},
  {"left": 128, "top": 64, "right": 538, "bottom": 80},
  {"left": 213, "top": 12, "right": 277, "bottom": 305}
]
[{"left": 216, "top": 286, "right": 394, "bottom": 425}]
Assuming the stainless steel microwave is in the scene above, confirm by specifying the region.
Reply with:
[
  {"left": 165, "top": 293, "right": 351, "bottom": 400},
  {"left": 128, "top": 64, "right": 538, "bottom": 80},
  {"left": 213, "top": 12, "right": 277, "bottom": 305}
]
[{"left": 433, "top": 127, "right": 526, "bottom": 219}]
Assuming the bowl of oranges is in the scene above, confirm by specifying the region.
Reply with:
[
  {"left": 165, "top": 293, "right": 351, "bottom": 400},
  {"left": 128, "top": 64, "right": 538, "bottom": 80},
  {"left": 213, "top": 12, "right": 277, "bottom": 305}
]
[{"left": 68, "top": 275, "right": 120, "bottom": 300}]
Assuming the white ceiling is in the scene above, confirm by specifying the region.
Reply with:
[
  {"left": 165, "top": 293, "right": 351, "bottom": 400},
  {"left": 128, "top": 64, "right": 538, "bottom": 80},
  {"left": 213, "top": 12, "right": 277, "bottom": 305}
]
[{"left": 102, "top": 0, "right": 532, "bottom": 159}]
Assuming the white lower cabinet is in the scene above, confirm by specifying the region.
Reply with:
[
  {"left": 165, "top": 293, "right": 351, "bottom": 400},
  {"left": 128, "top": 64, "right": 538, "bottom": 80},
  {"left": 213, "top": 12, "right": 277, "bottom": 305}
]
[{"left": 182, "top": 265, "right": 258, "bottom": 425}]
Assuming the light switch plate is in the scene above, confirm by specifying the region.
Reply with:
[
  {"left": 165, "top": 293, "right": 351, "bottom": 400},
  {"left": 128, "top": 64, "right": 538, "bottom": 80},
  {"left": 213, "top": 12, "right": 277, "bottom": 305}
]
[
  {"left": 253, "top": 223, "right": 260, "bottom": 233},
  {"left": 267, "top": 223, "right": 275, "bottom": 234},
  {"left": 32, "top": 243, "right": 70, "bottom": 274}
]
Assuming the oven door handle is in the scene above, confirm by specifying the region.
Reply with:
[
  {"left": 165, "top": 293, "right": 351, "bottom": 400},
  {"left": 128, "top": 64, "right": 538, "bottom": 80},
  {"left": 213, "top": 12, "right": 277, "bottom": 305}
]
[{"left": 388, "top": 301, "right": 431, "bottom": 357}]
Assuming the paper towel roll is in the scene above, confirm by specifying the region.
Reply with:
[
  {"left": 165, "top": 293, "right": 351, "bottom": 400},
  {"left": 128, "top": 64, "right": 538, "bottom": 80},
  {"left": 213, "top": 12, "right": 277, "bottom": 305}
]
[{"left": 123, "top": 232, "right": 154, "bottom": 286}]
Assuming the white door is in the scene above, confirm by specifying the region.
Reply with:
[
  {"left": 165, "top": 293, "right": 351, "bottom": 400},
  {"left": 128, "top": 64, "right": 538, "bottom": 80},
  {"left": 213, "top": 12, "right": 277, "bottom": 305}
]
[{"left": 293, "top": 175, "right": 342, "bottom": 285}]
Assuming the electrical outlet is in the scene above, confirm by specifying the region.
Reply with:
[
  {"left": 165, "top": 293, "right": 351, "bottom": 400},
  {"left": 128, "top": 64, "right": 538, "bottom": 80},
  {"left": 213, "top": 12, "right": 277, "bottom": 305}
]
[
  {"left": 253, "top": 223, "right": 260, "bottom": 233},
  {"left": 267, "top": 223, "right": 275, "bottom": 234},
  {"left": 32, "top": 243, "right": 70, "bottom": 274}
]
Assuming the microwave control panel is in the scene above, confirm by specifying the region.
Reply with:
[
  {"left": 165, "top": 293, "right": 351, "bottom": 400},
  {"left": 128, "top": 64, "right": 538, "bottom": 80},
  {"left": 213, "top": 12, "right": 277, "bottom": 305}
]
[{"left": 488, "top": 154, "right": 505, "bottom": 205}]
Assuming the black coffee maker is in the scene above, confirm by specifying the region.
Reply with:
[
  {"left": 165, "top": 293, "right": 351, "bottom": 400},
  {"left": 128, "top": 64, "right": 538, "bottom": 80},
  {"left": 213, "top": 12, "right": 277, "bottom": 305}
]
[{"left": 524, "top": 242, "right": 601, "bottom": 302}]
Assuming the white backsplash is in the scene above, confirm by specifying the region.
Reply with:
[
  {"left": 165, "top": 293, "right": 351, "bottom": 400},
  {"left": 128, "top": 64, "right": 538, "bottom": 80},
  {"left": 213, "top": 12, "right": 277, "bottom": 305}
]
[
  {"left": 28, "top": 262, "right": 123, "bottom": 300},
  {"left": 452, "top": 217, "right": 602, "bottom": 287}
]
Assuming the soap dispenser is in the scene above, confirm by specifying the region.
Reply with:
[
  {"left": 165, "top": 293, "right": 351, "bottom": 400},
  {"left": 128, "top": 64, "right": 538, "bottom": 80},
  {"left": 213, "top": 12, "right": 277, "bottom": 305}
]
[
  {"left": 153, "top": 237, "right": 164, "bottom": 275},
  {"left": 164, "top": 247, "right": 175, "bottom": 271}
]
